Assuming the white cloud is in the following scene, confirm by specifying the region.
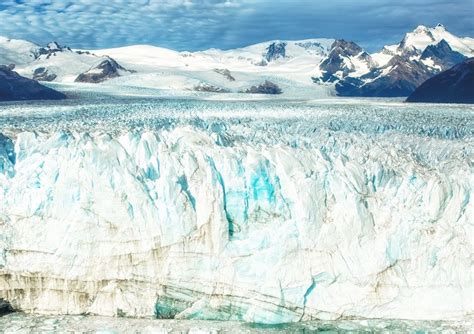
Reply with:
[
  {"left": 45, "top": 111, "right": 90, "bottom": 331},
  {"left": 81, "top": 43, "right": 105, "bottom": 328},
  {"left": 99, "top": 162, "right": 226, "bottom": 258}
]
[{"left": 0, "top": 0, "right": 472, "bottom": 51}]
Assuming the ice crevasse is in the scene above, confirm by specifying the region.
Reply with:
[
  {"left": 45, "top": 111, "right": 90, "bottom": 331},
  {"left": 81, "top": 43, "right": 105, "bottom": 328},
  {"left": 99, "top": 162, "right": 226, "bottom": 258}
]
[{"left": 0, "top": 125, "right": 472, "bottom": 324}]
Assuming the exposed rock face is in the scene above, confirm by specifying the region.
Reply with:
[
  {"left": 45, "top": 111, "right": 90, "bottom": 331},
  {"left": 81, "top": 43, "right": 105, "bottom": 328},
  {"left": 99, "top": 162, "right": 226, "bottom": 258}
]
[
  {"left": 295, "top": 41, "right": 327, "bottom": 55},
  {"left": 75, "top": 57, "right": 130, "bottom": 83},
  {"left": 244, "top": 80, "right": 282, "bottom": 94},
  {"left": 193, "top": 82, "right": 230, "bottom": 93},
  {"left": 318, "top": 40, "right": 375, "bottom": 82},
  {"left": 213, "top": 68, "right": 235, "bottom": 81},
  {"left": 337, "top": 56, "right": 433, "bottom": 97},
  {"left": 254, "top": 59, "right": 268, "bottom": 67},
  {"left": 264, "top": 42, "right": 287, "bottom": 62},
  {"left": 421, "top": 40, "right": 466, "bottom": 70},
  {"left": 407, "top": 58, "right": 474, "bottom": 103},
  {"left": 32, "top": 67, "right": 57, "bottom": 82},
  {"left": 0, "top": 65, "right": 66, "bottom": 101}
]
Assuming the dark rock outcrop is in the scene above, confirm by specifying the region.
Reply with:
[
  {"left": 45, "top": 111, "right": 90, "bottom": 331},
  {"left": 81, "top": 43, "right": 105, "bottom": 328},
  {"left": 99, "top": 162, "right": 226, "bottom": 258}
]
[
  {"left": 336, "top": 56, "right": 433, "bottom": 97},
  {"left": 406, "top": 58, "right": 474, "bottom": 103},
  {"left": 264, "top": 42, "right": 287, "bottom": 62},
  {"left": 0, "top": 65, "right": 66, "bottom": 101},
  {"left": 193, "top": 82, "right": 230, "bottom": 93},
  {"left": 254, "top": 59, "right": 268, "bottom": 67},
  {"left": 75, "top": 50, "right": 92, "bottom": 55},
  {"left": 295, "top": 41, "right": 326, "bottom": 55},
  {"left": 420, "top": 39, "right": 466, "bottom": 70},
  {"left": 33, "top": 67, "right": 57, "bottom": 82},
  {"left": 33, "top": 41, "right": 72, "bottom": 60},
  {"left": 0, "top": 299, "right": 14, "bottom": 315},
  {"left": 244, "top": 80, "right": 282, "bottom": 94},
  {"left": 214, "top": 68, "right": 235, "bottom": 81},
  {"left": 75, "top": 57, "right": 131, "bottom": 83}
]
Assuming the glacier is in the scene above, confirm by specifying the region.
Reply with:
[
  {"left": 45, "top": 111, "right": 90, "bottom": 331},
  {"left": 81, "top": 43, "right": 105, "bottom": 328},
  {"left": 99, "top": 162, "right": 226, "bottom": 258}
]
[
  {"left": 0, "top": 313, "right": 471, "bottom": 333},
  {"left": 0, "top": 97, "right": 473, "bottom": 324}
]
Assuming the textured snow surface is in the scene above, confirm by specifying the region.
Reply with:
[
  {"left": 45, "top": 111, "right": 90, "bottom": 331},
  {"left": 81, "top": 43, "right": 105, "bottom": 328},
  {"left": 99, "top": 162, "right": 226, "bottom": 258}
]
[{"left": 0, "top": 97, "right": 473, "bottom": 324}]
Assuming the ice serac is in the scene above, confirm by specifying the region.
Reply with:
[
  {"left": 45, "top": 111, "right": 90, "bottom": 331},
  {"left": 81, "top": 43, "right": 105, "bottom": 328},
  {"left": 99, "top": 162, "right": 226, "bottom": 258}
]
[{"left": 0, "top": 120, "right": 472, "bottom": 324}]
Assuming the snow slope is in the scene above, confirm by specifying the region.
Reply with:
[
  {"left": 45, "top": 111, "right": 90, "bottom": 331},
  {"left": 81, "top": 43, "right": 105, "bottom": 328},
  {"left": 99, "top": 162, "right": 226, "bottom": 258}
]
[
  {"left": 0, "top": 36, "right": 38, "bottom": 66},
  {"left": 91, "top": 39, "right": 334, "bottom": 93},
  {"left": 0, "top": 99, "right": 472, "bottom": 323}
]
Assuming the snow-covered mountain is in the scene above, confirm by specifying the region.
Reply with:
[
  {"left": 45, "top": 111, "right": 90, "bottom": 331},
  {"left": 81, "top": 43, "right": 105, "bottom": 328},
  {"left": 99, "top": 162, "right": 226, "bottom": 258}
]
[
  {"left": 313, "top": 39, "right": 375, "bottom": 83},
  {"left": 0, "top": 25, "right": 472, "bottom": 97},
  {"left": 381, "top": 24, "right": 474, "bottom": 61},
  {"left": 323, "top": 24, "right": 474, "bottom": 97},
  {"left": 0, "top": 38, "right": 132, "bottom": 83}
]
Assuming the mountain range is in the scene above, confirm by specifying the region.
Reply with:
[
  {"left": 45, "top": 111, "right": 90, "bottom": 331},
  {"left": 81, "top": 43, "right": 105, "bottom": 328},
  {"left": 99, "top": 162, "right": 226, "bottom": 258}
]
[{"left": 0, "top": 24, "right": 473, "bottom": 100}]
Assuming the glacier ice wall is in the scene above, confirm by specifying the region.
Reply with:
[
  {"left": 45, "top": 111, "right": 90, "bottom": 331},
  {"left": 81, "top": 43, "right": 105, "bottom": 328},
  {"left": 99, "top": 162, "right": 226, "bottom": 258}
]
[{"left": 0, "top": 103, "right": 473, "bottom": 323}]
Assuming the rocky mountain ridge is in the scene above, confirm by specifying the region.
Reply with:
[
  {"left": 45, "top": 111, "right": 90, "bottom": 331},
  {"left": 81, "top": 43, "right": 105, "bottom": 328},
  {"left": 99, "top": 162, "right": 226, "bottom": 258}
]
[
  {"left": 318, "top": 25, "right": 474, "bottom": 97},
  {"left": 407, "top": 57, "right": 474, "bottom": 103}
]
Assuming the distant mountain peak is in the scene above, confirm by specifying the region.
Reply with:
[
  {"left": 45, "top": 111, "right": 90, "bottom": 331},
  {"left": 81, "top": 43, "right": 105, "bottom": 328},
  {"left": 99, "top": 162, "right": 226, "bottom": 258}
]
[
  {"left": 330, "top": 24, "right": 473, "bottom": 98},
  {"left": 413, "top": 24, "right": 446, "bottom": 34},
  {"left": 33, "top": 41, "right": 73, "bottom": 60},
  {"left": 331, "top": 39, "right": 364, "bottom": 54},
  {"left": 47, "top": 41, "right": 61, "bottom": 50},
  {"left": 420, "top": 39, "right": 466, "bottom": 70},
  {"left": 264, "top": 42, "right": 287, "bottom": 62},
  {"left": 75, "top": 56, "right": 132, "bottom": 83},
  {"left": 414, "top": 25, "right": 430, "bottom": 33},
  {"left": 316, "top": 39, "right": 374, "bottom": 83},
  {"left": 393, "top": 23, "right": 474, "bottom": 57}
]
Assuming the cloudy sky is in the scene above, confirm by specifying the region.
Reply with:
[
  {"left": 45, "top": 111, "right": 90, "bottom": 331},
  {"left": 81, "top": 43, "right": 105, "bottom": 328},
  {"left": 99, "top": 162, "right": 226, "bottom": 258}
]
[{"left": 0, "top": 0, "right": 473, "bottom": 51}]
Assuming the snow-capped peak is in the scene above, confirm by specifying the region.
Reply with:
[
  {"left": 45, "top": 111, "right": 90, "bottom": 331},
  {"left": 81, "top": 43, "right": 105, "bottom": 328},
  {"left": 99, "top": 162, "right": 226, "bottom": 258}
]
[
  {"left": 413, "top": 25, "right": 430, "bottom": 34},
  {"left": 398, "top": 24, "right": 474, "bottom": 56}
]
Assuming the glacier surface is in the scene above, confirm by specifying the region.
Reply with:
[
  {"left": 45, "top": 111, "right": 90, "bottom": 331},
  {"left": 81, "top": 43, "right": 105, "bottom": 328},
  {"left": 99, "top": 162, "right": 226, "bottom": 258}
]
[
  {"left": 0, "top": 313, "right": 471, "bottom": 333},
  {"left": 0, "top": 97, "right": 473, "bottom": 324}
]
